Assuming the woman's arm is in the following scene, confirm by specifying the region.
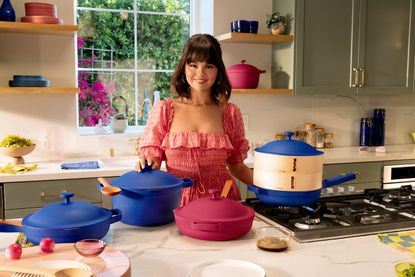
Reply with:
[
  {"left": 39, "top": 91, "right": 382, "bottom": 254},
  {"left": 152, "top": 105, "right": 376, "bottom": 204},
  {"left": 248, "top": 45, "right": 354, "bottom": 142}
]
[{"left": 228, "top": 162, "right": 253, "bottom": 185}]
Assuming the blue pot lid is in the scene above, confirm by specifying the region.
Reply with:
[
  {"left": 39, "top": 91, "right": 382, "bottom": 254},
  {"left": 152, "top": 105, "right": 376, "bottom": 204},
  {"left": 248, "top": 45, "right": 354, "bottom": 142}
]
[
  {"left": 255, "top": 132, "right": 323, "bottom": 156},
  {"left": 110, "top": 166, "right": 185, "bottom": 191},
  {"left": 22, "top": 192, "right": 111, "bottom": 229}
]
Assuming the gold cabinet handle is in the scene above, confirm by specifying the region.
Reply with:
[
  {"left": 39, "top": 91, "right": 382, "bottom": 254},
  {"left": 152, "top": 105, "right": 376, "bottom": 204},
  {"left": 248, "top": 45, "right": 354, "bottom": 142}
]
[
  {"left": 358, "top": 68, "right": 365, "bottom": 88},
  {"left": 352, "top": 67, "right": 359, "bottom": 87},
  {"left": 40, "top": 190, "right": 68, "bottom": 198}
]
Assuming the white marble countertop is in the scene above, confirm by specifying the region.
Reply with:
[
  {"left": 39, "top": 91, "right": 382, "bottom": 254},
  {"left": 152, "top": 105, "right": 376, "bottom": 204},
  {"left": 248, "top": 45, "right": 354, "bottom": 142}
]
[
  {"left": 0, "top": 218, "right": 410, "bottom": 277},
  {"left": 2, "top": 144, "right": 415, "bottom": 183}
]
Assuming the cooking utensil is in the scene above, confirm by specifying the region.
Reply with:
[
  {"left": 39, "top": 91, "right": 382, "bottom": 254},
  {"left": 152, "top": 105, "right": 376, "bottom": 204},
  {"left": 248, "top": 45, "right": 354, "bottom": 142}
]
[
  {"left": 251, "top": 131, "right": 356, "bottom": 206},
  {"left": 99, "top": 165, "right": 192, "bottom": 226},
  {"left": 0, "top": 192, "right": 122, "bottom": 244},
  {"left": 174, "top": 189, "right": 255, "bottom": 241},
  {"left": 221, "top": 180, "right": 233, "bottom": 198},
  {"left": 0, "top": 265, "right": 93, "bottom": 277},
  {"left": 248, "top": 173, "right": 355, "bottom": 206},
  {"left": 226, "top": 60, "right": 266, "bottom": 89},
  {"left": 98, "top": 177, "right": 121, "bottom": 196}
]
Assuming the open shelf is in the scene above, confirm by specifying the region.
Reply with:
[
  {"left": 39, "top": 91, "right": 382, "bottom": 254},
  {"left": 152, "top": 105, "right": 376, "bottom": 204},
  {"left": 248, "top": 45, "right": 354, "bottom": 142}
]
[
  {"left": 232, "top": 88, "right": 293, "bottom": 94},
  {"left": 216, "top": 32, "right": 294, "bottom": 44},
  {"left": 0, "top": 22, "right": 78, "bottom": 35},
  {"left": 0, "top": 87, "right": 79, "bottom": 94}
]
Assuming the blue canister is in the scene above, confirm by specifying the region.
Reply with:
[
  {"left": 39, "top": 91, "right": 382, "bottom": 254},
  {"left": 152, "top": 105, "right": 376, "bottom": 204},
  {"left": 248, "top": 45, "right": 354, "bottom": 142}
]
[
  {"left": 359, "top": 118, "right": 373, "bottom": 146},
  {"left": 372, "top": 109, "right": 385, "bottom": 146}
]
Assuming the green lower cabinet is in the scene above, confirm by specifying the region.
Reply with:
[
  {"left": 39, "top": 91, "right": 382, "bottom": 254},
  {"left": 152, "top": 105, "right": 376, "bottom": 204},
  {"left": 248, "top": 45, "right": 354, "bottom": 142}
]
[{"left": 3, "top": 178, "right": 103, "bottom": 219}]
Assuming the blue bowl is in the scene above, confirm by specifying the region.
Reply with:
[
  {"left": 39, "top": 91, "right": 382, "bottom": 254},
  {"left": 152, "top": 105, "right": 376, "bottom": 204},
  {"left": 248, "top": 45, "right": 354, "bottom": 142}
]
[
  {"left": 249, "top": 21, "right": 259, "bottom": 33},
  {"left": 13, "top": 75, "right": 45, "bottom": 81}
]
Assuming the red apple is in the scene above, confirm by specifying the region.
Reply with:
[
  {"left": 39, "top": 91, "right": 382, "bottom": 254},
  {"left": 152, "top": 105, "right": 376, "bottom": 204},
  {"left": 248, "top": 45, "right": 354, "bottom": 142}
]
[
  {"left": 5, "top": 244, "right": 22, "bottom": 259},
  {"left": 39, "top": 237, "right": 55, "bottom": 253}
]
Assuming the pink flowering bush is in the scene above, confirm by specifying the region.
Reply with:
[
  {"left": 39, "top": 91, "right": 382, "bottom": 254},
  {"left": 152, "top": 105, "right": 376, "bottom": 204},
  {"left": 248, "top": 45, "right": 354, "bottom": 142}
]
[{"left": 77, "top": 37, "right": 116, "bottom": 126}]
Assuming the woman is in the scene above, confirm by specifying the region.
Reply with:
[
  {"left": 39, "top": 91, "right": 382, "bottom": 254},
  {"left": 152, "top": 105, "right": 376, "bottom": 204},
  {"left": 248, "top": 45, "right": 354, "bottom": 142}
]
[{"left": 136, "top": 34, "right": 253, "bottom": 206}]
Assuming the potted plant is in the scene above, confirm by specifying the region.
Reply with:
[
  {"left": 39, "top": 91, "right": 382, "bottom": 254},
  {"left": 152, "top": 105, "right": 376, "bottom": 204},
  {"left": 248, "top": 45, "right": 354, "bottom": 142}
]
[{"left": 266, "top": 12, "right": 287, "bottom": 35}]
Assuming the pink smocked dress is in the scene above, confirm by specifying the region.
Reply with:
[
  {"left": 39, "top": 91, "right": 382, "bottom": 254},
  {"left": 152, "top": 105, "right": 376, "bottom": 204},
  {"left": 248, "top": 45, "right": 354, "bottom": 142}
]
[{"left": 139, "top": 98, "right": 249, "bottom": 206}]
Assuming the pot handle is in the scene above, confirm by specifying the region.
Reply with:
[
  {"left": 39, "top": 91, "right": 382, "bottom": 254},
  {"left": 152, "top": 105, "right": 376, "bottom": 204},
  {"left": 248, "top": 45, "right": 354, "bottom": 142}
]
[
  {"left": 258, "top": 69, "right": 266, "bottom": 74},
  {"left": 181, "top": 178, "right": 193, "bottom": 188},
  {"left": 191, "top": 221, "right": 224, "bottom": 232},
  {"left": 322, "top": 173, "right": 356, "bottom": 188},
  {"left": 109, "top": 208, "right": 122, "bottom": 224}
]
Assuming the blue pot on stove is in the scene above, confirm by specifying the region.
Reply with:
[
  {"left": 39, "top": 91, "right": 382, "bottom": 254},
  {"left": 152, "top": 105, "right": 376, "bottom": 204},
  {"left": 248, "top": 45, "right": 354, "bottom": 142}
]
[{"left": 249, "top": 132, "right": 356, "bottom": 206}]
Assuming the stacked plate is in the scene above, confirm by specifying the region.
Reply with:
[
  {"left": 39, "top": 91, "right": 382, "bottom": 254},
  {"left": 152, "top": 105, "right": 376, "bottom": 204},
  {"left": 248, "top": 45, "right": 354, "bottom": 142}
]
[
  {"left": 9, "top": 75, "right": 51, "bottom": 87},
  {"left": 21, "top": 2, "right": 63, "bottom": 24}
]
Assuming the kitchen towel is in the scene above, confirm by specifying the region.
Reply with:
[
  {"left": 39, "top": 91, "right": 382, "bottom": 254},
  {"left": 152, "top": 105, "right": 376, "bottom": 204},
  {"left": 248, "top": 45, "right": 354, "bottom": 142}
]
[
  {"left": 61, "top": 161, "right": 100, "bottom": 170},
  {"left": 0, "top": 163, "right": 37, "bottom": 174},
  {"left": 378, "top": 231, "right": 415, "bottom": 256}
]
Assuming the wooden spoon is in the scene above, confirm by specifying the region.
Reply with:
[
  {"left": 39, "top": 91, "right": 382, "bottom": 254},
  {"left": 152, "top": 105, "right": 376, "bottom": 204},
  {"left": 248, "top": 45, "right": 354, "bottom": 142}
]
[
  {"left": 0, "top": 265, "right": 94, "bottom": 277},
  {"left": 98, "top": 177, "right": 121, "bottom": 196},
  {"left": 221, "top": 179, "right": 233, "bottom": 198}
]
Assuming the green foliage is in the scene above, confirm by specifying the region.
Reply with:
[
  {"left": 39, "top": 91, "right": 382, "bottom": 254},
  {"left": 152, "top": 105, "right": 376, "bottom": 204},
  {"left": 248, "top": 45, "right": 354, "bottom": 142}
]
[
  {"left": 0, "top": 134, "right": 32, "bottom": 147},
  {"left": 77, "top": 0, "right": 190, "bottom": 126}
]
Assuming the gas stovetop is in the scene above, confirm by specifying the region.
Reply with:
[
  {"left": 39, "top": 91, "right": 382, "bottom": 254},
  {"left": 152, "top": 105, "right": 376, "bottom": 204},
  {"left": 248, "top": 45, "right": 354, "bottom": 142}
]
[{"left": 244, "top": 185, "right": 415, "bottom": 242}]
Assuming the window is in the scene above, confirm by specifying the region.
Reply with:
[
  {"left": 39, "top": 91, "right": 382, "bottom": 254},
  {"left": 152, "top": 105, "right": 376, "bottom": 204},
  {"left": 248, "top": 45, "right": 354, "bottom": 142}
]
[{"left": 76, "top": 0, "right": 191, "bottom": 132}]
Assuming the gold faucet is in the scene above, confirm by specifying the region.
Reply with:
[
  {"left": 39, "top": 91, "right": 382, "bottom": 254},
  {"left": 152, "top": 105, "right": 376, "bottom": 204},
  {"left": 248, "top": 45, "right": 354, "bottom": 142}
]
[{"left": 128, "top": 137, "right": 141, "bottom": 156}]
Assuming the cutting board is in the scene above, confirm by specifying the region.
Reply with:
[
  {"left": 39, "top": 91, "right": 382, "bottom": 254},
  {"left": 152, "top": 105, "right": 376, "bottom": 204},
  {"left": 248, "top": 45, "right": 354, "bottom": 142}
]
[{"left": 0, "top": 243, "right": 131, "bottom": 277}]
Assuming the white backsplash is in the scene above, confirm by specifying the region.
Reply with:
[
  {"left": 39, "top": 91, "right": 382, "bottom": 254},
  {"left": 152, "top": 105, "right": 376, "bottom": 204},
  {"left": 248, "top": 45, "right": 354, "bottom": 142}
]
[{"left": 232, "top": 93, "right": 415, "bottom": 148}]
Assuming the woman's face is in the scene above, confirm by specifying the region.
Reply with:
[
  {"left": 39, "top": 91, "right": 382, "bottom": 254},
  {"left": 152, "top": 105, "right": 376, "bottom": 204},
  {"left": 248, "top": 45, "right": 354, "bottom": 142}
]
[{"left": 185, "top": 61, "right": 218, "bottom": 94}]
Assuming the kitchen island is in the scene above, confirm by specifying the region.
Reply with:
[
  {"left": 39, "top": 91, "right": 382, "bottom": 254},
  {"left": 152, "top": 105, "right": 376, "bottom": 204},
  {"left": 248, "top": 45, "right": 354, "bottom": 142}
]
[{"left": 0, "top": 218, "right": 410, "bottom": 277}]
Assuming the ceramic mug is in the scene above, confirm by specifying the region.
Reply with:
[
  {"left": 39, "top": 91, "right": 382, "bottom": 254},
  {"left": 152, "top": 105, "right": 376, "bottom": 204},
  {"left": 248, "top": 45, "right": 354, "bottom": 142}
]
[{"left": 249, "top": 20, "right": 259, "bottom": 33}]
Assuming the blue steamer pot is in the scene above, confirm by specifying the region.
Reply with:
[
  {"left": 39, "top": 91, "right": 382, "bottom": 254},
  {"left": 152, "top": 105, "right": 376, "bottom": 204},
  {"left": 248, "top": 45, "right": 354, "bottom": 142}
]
[
  {"left": 252, "top": 132, "right": 356, "bottom": 206},
  {"left": 21, "top": 192, "right": 121, "bottom": 244},
  {"left": 99, "top": 167, "right": 192, "bottom": 226}
]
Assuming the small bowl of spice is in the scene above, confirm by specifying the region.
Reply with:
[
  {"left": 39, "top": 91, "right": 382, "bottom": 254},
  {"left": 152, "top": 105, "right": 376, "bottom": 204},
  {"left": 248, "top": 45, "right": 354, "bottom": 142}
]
[{"left": 255, "top": 226, "right": 292, "bottom": 252}]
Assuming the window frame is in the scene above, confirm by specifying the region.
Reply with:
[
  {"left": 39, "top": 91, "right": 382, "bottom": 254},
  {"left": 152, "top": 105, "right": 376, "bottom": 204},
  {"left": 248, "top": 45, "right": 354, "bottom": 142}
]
[{"left": 76, "top": 0, "right": 197, "bottom": 136}]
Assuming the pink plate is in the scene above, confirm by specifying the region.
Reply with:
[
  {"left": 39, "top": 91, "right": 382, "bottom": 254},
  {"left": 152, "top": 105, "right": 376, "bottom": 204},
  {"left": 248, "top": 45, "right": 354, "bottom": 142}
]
[{"left": 21, "top": 16, "right": 63, "bottom": 24}]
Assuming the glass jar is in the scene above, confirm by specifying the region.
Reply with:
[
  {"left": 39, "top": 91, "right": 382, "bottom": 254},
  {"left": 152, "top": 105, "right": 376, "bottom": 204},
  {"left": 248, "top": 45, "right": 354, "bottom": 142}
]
[
  {"left": 304, "top": 123, "right": 316, "bottom": 147},
  {"left": 295, "top": 130, "right": 307, "bottom": 142},
  {"left": 315, "top": 128, "right": 325, "bottom": 148},
  {"left": 324, "top": 132, "right": 334, "bottom": 148},
  {"left": 275, "top": 133, "right": 287, "bottom": 140}
]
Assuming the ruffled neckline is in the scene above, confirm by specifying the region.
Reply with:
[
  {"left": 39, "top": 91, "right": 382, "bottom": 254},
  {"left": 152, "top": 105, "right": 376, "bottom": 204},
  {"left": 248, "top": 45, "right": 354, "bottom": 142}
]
[{"left": 161, "top": 132, "right": 234, "bottom": 150}]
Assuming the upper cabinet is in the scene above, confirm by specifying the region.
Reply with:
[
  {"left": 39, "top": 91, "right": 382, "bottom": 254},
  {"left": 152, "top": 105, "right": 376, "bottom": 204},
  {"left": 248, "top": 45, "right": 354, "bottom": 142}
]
[{"left": 295, "top": 0, "right": 414, "bottom": 95}]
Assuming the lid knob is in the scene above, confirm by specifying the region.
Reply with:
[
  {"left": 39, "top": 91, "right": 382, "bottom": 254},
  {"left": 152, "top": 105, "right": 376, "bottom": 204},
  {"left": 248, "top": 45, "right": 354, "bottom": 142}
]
[
  {"left": 209, "top": 189, "right": 220, "bottom": 200},
  {"left": 60, "top": 192, "right": 74, "bottom": 204},
  {"left": 284, "top": 131, "right": 294, "bottom": 140}
]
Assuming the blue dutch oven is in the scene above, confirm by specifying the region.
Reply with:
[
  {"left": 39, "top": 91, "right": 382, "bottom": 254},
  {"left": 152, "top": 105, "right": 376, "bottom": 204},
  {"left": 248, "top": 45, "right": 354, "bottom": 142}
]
[
  {"left": 14, "top": 192, "right": 121, "bottom": 244},
  {"left": 99, "top": 165, "right": 192, "bottom": 226},
  {"left": 250, "top": 132, "right": 356, "bottom": 206}
]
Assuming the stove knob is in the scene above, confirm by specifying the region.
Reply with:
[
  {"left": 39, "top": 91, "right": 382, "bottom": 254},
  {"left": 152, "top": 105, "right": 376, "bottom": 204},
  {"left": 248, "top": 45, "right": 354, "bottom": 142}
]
[
  {"left": 337, "top": 186, "right": 345, "bottom": 194},
  {"left": 326, "top": 187, "right": 334, "bottom": 195},
  {"left": 347, "top": 185, "right": 356, "bottom": 194}
]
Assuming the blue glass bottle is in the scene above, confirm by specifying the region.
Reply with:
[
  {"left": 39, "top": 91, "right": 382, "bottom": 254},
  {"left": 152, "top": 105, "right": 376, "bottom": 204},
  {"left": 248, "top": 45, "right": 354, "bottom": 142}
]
[
  {"left": 359, "top": 118, "right": 373, "bottom": 146},
  {"left": 0, "top": 0, "right": 16, "bottom": 22},
  {"left": 372, "top": 108, "right": 385, "bottom": 146}
]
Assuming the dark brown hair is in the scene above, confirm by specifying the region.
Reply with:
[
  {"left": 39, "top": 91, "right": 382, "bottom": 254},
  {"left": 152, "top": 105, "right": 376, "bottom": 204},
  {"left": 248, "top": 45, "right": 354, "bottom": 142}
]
[{"left": 170, "top": 34, "right": 231, "bottom": 104}]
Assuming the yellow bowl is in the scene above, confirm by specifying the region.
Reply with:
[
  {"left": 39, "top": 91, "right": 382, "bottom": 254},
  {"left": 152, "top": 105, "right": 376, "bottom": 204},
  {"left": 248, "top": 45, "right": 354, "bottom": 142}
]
[
  {"left": 0, "top": 144, "right": 36, "bottom": 164},
  {"left": 395, "top": 262, "right": 415, "bottom": 277}
]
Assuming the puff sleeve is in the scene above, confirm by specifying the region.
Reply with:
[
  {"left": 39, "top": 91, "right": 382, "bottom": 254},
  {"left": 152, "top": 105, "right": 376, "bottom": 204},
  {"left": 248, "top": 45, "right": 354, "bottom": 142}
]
[
  {"left": 138, "top": 100, "right": 171, "bottom": 161},
  {"left": 224, "top": 103, "right": 250, "bottom": 164}
]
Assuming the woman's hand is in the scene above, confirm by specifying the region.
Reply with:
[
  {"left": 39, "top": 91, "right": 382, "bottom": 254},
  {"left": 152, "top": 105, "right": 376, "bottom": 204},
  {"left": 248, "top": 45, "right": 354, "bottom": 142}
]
[{"left": 135, "top": 157, "right": 161, "bottom": 171}]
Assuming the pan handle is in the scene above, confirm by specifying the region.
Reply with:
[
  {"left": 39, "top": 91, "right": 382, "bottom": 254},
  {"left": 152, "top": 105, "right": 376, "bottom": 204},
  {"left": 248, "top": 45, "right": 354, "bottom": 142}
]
[{"left": 322, "top": 173, "right": 356, "bottom": 188}]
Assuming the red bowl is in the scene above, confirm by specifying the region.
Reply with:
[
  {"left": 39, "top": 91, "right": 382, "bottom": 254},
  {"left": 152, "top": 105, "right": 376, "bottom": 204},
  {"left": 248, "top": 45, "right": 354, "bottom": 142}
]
[{"left": 21, "top": 16, "right": 63, "bottom": 24}]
